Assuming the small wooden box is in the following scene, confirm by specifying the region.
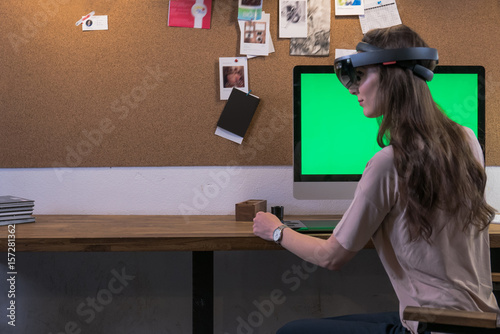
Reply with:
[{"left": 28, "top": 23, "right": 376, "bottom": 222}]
[{"left": 235, "top": 200, "right": 267, "bottom": 221}]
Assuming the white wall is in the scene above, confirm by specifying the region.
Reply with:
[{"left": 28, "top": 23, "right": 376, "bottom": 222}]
[{"left": 1, "top": 166, "right": 499, "bottom": 215}]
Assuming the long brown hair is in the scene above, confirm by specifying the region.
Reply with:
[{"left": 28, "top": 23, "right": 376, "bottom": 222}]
[{"left": 362, "top": 25, "right": 495, "bottom": 241}]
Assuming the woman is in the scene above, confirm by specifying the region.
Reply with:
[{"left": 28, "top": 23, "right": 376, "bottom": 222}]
[{"left": 253, "top": 25, "right": 499, "bottom": 333}]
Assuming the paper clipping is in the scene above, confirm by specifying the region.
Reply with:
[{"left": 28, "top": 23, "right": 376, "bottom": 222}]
[
  {"left": 335, "top": 49, "right": 357, "bottom": 58},
  {"left": 279, "top": 0, "right": 308, "bottom": 38},
  {"left": 290, "top": 0, "right": 331, "bottom": 56},
  {"left": 359, "top": 0, "right": 402, "bottom": 34},
  {"left": 335, "top": 0, "right": 364, "bottom": 16}
]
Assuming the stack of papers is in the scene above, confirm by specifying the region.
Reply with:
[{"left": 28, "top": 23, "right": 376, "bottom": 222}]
[{"left": 0, "top": 195, "right": 35, "bottom": 226}]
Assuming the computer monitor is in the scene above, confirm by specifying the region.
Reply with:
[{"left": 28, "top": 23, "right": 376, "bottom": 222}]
[{"left": 293, "top": 65, "right": 485, "bottom": 200}]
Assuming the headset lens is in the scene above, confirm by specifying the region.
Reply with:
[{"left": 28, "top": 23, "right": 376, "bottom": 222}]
[{"left": 334, "top": 59, "right": 356, "bottom": 89}]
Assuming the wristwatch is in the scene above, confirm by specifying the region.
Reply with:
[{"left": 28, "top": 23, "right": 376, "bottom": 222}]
[
  {"left": 273, "top": 224, "right": 288, "bottom": 245},
  {"left": 191, "top": 0, "right": 207, "bottom": 29}
]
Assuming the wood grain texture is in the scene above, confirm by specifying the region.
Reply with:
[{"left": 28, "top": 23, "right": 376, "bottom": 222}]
[
  {"left": 0, "top": 215, "right": 498, "bottom": 252},
  {"left": 403, "top": 306, "right": 498, "bottom": 329},
  {"left": 0, "top": 215, "right": 336, "bottom": 252}
]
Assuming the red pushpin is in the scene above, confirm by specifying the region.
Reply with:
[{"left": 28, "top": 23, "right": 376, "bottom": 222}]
[{"left": 75, "top": 11, "right": 95, "bottom": 26}]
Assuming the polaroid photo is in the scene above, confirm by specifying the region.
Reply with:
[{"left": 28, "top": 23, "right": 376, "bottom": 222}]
[
  {"left": 238, "top": 0, "right": 263, "bottom": 21},
  {"left": 239, "top": 12, "right": 270, "bottom": 56},
  {"left": 219, "top": 57, "right": 249, "bottom": 100},
  {"left": 335, "top": 0, "right": 364, "bottom": 16},
  {"left": 247, "top": 18, "right": 275, "bottom": 58},
  {"left": 82, "top": 15, "right": 108, "bottom": 31},
  {"left": 279, "top": 0, "right": 308, "bottom": 38}
]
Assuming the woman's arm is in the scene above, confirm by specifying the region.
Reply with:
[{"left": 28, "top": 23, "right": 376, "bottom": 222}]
[{"left": 253, "top": 212, "right": 357, "bottom": 270}]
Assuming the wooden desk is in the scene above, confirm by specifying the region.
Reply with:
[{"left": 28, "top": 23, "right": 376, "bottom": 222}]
[
  {"left": 0, "top": 215, "right": 335, "bottom": 334},
  {"left": 0, "top": 215, "right": 338, "bottom": 252},
  {"left": 1, "top": 215, "right": 498, "bottom": 251},
  {"left": 1, "top": 215, "right": 499, "bottom": 334}
]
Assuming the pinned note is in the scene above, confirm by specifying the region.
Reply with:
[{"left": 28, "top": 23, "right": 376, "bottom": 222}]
[
  {"left": 359, "top": 0, "right": 402, "bottom": 34},
  {"left": 335, "top": 49, "right": 357, "bottom": 58},
  {"left": 82, "top": 15, "right": 109, "bottom": 31}
]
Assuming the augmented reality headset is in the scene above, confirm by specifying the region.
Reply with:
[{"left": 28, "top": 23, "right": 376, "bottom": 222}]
[{"left": 334, "top": 42, "right": 439, "bottom": 89}]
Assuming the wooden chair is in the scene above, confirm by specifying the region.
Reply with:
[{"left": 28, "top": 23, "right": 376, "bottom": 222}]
[
  {"left": 404, "top": 273, "right": 500, "bottom": 333},
  {"left": 403, "top": 306, "right": 498, "bottom": 333}
]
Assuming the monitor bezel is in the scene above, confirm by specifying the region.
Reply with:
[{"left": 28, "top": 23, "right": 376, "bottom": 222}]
[{"left": 293, "top": 65, "right": 486, "bottom": 185}]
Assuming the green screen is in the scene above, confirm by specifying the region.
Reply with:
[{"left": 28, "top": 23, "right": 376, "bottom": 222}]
[{"left": 300, "top": 72, "right": 479, "bottom": 176}]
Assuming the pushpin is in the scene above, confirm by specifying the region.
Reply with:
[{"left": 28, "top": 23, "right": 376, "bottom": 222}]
[{"left": 75, "top": 11, "right": 95, "bottom": 26}]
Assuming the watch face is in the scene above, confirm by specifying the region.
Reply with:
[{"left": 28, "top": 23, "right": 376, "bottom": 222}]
[{"left": 273, "top": 228, "right": 281, "bottom": 242}]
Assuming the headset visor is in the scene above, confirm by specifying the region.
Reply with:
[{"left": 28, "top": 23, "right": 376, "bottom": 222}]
[
  {"left": 333, "top": 43, "right": 439, "bottom": 89},
  {"left": 334, "top": 57, "right": 357, "bottom": 89}
]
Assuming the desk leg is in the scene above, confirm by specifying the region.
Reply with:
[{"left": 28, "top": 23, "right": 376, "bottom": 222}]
[{"left": 193, "top": 251, "right": 214, "bottom": 334}]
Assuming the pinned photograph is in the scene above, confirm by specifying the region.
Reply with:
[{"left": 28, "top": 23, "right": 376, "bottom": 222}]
[
  {"left": 244, "top": 21, "right": 266, "bottom": 44},
  {"left": 290, "top": 0, "right": 331, "bottom": 56},
  {"left": 279, "top": 0, "right": 307, "bottom": 38},
  {"left": 219, "top": 57, "right": 249, "bottom": 100},
  {"left": 238, "top": 0, "right": 263, "bottom": 21},
  {"left": 239, "top": 12, "right": 271, "bottom": 56},
  {"left": 335, "top": 0, "right": 364, "bottom": 16}
]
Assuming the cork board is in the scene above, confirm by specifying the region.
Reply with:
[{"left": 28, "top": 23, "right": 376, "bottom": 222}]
[{"left": 1, "top": 0, "right": 499, "bottom": 168}]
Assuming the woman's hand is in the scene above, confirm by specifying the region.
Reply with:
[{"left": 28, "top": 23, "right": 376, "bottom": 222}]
[
  {"left": 253, "top": 211, "right": 283, "bottom": 241},
  {"left": 254, "top": 212, "right": 357, "bottom": 270}
]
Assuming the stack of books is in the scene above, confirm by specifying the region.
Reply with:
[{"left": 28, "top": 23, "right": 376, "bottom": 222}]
[{"left": 0, "top": 195, "right": 35, "bottom": 226}]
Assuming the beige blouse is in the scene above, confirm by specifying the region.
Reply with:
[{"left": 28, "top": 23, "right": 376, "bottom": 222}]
[{"left": 334, "top": 127, "right": 500, "bottom": 333}]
